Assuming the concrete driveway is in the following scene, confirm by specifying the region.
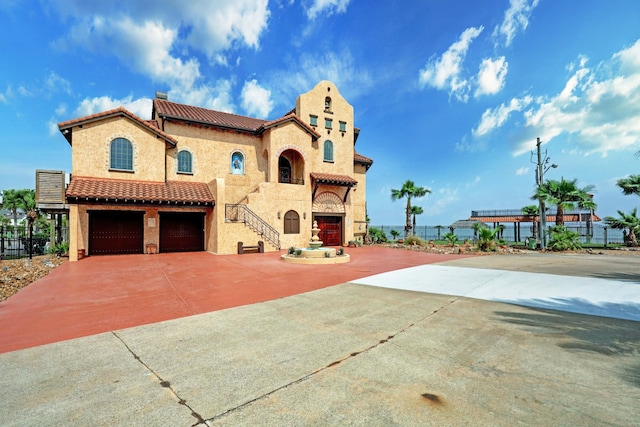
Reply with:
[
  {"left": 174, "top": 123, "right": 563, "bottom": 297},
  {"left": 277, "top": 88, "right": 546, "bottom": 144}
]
[{"left": 1, "top": 250, "right": 638, "bottom": 426}]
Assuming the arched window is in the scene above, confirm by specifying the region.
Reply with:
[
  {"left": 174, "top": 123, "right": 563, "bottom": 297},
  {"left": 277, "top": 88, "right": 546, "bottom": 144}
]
[
  {"left": 231, "top": 151, "right": 244, "bottom": 175},
  {"left": 110, "top": 138, "right": 133, "bottom": 171},
  {"left": 177, "top": 150, "right": 192, "bottom": 174},
  {"left": 284, "top": 210, "right": 300, "bottom": 234},
  {"left": 323, "top": 140, "right": 334, "bottom": 162}
]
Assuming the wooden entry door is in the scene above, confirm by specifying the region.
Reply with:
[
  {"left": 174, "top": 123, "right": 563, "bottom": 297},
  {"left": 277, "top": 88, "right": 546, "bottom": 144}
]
[{"left": 315, "top": 216, "right": 342, "bottom": 246}]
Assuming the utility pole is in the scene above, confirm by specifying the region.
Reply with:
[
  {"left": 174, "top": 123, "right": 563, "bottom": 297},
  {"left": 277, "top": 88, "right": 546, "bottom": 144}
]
[{"left": 532, "top": 137, "right": 557, "bottom": 249}]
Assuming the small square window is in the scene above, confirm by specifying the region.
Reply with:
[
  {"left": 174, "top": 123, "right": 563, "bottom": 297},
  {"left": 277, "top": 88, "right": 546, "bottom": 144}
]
[
  {"left": 325, "top": 118, "right": 332, "bottom": 129},
  {"left": 339, "top": 121, "right": 346, "bottom": 132},
  {"left": 310, "top": 115, "right": 318, "bottom": 126}
]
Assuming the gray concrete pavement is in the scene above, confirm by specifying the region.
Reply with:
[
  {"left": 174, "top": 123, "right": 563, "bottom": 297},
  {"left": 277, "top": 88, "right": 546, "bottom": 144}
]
[{"left": 1, "top": 252, "right": 639, "bottom": 426}]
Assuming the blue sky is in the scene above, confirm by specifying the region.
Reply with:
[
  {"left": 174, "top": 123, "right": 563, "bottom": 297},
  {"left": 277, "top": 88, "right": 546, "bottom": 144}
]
[{"left": 1, "top": 0, "right": 639, "bottom": 226}]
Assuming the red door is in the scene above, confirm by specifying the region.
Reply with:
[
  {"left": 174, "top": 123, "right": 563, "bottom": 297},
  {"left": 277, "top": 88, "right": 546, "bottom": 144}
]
[{"left": 315, "top": 216, "right": 342, "bottom": 246}]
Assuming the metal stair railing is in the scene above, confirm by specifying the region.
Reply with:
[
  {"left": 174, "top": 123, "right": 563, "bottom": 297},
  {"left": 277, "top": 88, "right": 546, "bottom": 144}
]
[{"left": 225, "top": 204, "right": 280, "bottom": 250}]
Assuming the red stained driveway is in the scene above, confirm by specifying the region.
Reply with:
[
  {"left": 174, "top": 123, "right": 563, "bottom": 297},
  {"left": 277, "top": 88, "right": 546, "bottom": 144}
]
[{"left": 0, "top": 247, "right": 472, "bottom": 354}]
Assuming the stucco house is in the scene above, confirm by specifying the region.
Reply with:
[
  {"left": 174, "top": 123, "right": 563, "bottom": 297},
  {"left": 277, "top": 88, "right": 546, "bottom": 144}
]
[{"left": 58, "top": 80, "right": 373, "bottom": 261}]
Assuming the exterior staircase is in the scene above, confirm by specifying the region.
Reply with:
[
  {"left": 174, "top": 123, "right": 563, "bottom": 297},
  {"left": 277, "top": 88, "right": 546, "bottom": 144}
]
[{"left": 225, "top": 204, "right": 280, "bottom": 250}]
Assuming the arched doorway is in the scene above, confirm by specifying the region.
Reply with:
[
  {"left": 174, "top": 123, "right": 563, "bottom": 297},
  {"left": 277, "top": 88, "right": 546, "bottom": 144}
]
[{"left": 278, "top": 149, "right": 305, "bottom": 185}]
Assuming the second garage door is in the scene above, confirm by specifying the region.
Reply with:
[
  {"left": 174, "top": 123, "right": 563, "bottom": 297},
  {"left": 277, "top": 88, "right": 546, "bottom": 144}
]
[{"left": 159, "top": 212, "right": 205, "bottom": 253}]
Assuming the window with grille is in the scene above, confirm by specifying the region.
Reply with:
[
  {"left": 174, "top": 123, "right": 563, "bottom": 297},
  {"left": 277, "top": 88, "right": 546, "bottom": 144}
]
[
  {"left": 177, "top": 150, "right": 192, "bottom": 174},
  {"left": 110, "top": 138, "right": 133, "bottom": 171}
]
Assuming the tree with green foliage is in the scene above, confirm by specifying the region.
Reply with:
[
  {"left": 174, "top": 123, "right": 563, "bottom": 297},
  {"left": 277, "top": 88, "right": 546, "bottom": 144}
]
[
  {"left": 2, "top": 189, "right": 23, "bottom": 227},
  {"left": 410, "top": 205, "right": 423, "bottom": 236},
  {"left": 389, "top": 229, "right": 400, "bottom": 241},
  {"left": 616, "top": 175, "right": 640, "bottom": 197},
  {"left": 533, "top": 178, "right": 596, "bottom": 226},
  {"left": 604, "top": 208, "right": 639, "bottom": 247},
  {"left": 522, "top": 205, "right": 539, "bottom": 239},
  {"left": 477, "top": 226, "right": 500, "bottom": 251},
  {"left": 442, "top": 232, "right": 458, "bottom": 246},
  {"left": 391, "top": 180, "right": 430, "bottom": 238}
]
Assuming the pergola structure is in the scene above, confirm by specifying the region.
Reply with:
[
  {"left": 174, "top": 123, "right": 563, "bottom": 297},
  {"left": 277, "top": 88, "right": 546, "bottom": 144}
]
[{"left": 467, "top": 209, "right": 601, "bottom": 242}]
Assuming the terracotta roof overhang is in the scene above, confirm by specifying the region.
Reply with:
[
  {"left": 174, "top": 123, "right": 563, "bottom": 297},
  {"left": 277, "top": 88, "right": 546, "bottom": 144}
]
[
  {"left": 258, "top": 113, "right": 321, "bottom": 141},
  {"left": 58, "top": 107, "right": 178, "bottom": 147},
  {"left": 468, "top": 214, "right": 601, "bottom": 223},
  {"left": 65, "top": 177, "right": 214, "bottom": 207},
  {"left": 354, "top": 151, "right": 373, "bottom": 170},
  {"left": 310, "top": 172, "right": 358, "bottom": 202}
]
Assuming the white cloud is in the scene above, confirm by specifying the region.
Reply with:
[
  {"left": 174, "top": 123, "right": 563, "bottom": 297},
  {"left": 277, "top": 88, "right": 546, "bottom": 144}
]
[
  {"left": 47, "top": 118, "right": 60, "bottom": 136},
  {"left": 426, "top": 186, "right": 460, "bottom": 218},
  {"left": 74, "top": 95, "right": 152, "bottom": 119},
  {"left": 240, "top": 79, "right": 274, "bottom": 118},
  {"left": 473, "top": 96, "right": 532, "bottom": 137},
  {"left": 515, "top": 167, "right": 530, "bottom": 176},
  {"left": 171, "top": 79, "right": 237, "bottom": 113},
  {"left": 493, "top": 0, "right": 540, "bottom": 47},
  {"left": 269, "top": 49, "right": 372, "bottom": 105},
  {"left": 44, "top": 72, "right": 72, "bottom": 96},
  {"left": 509, "top": 39, "right": 640, "bottom": 156},
  {"left": 55, "top": 104, "right": 67, "bottom": 116},
  {"left": 304, "top": 0, "right": 350, "bottom": 19},
  {"left": 475, "top": 56, "right": 508, "bottom": 97},
  {"left": 50, "top": 0, "right": 270, "bottom": 90},
  {"left": 419, "top": 26, "right": 484, "bottom": 102}
]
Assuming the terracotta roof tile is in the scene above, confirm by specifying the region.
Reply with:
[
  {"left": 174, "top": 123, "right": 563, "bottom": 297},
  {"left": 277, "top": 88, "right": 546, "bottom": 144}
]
[
  {"left": 58, "top": 107, "right": 178, "bottom": 146},
  {"left": 154, "top": 99, "right": 266, "bottom": 132},
  {"left": 310, "top": 172, "right": 358, "bottom": 186},
  {"left": 66, "top": 177, "right": 214, "bottom": 206}
]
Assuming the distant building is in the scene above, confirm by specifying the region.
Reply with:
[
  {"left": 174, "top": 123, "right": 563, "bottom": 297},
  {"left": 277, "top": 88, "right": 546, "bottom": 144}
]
[{"left": 57, "top": 81, "right": 373, "bottom": 261}]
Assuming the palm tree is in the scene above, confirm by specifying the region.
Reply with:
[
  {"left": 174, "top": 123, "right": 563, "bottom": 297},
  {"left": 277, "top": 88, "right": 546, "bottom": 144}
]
[
  {"left": 410, "top": 205, "right": 423, "bottom": 236},
  {"left": 616, "top": 175, "right": 640, "bottom": 197},
  {"left": 2, "top": 189, "right": 21, "bottom": 228},
  {"left": 522, "top": 205, "right": 539, "bottom": 239},
  {"left": 604, "top": 208, "right": 639, "bottom": 247},
  {"left": 391, "top": 180, "right": 431, "bottom": 238},
  {"left": 533, "top": 178, "right": 596, "bottom": 226}
]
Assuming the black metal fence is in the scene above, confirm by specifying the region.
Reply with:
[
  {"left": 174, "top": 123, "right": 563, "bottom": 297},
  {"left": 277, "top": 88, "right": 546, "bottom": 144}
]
[
  {"left": 0, "top": 225, "right": 68, "bottom": 260},
  {"left": 371, "top": 224, "right": 625, "bottom": 245}
]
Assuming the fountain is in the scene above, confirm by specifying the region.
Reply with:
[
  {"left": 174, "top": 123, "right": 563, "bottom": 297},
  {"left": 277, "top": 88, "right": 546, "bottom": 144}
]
[{"left": 281, "top": 220, "right": 350, "bottom": 264}]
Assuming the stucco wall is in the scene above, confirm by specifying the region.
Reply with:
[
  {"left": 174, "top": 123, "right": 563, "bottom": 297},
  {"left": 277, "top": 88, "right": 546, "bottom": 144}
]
[{"left": 71, "top": 117, "right": 167, "bottom": 182}]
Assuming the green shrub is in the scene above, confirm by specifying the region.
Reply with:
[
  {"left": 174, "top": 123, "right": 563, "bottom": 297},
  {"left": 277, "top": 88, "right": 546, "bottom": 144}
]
[
  {"left": 368, "top": 226, "right": 387, "bottom": 244},
  {"left": 49, "top": 242, "right": 69, "bottom": 255},
  {"left": 404, "top": 236, "right": 426, "bottom": 246},
  {"left": 288, "top": 246, "right": 296, "bottom": 255},
  {"left": 548, "top": 226, "right": 581, "bottom": 251}
]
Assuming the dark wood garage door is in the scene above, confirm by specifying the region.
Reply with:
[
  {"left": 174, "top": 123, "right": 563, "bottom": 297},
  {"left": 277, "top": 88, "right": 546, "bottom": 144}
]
[
  {"left": 315, "top": 216, "right": 342, "bottom": 246},
  {"left": 89, "top": 211, "right": 144, "bottom": 255},
  {"left": 159, "top": 212, "right": 205, "bottom": 253}
]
